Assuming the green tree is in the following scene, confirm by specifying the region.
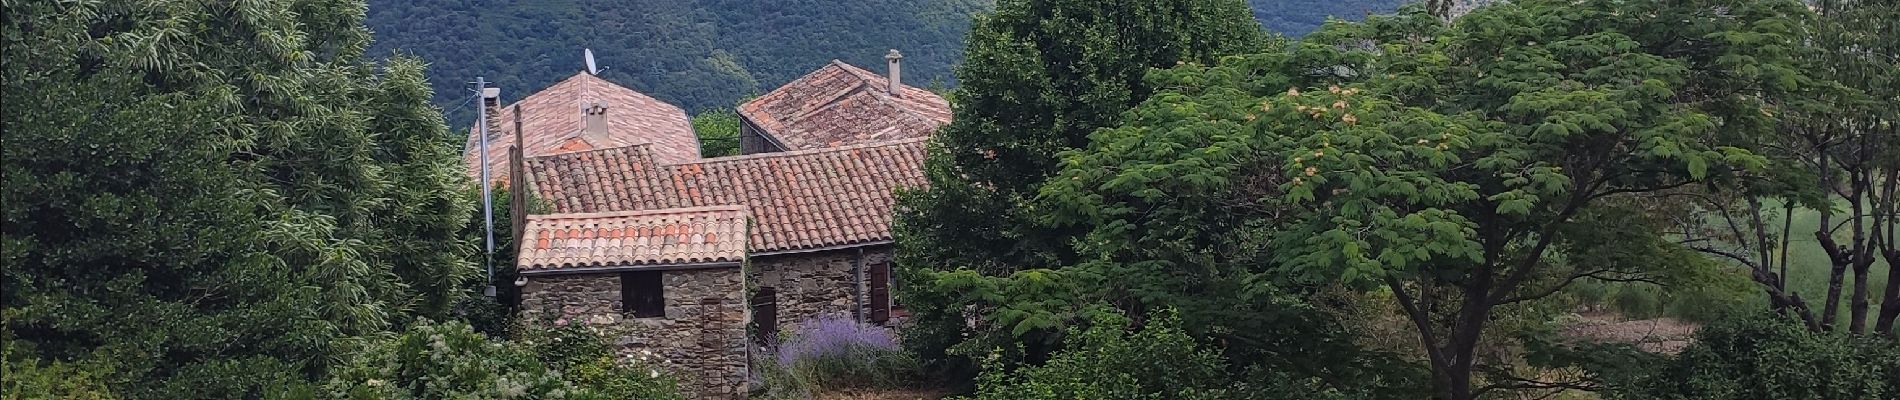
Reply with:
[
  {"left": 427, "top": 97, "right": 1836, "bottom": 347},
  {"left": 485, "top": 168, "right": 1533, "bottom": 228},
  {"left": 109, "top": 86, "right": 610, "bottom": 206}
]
[
  {"left": 2, "top": 0, "right": 472, "bottom": 397},
  {"left": 1793, "top": 0, "right": 1899, "bottom": 335},
  {"left": 1656, "top": 0, "right": 1898, "bottom": 336},
  {"left": 692, "top": 108, "right": 743, "bottom": 157},
  {"left": 895, "top": 0, "right": 1269, "bottom": 372},
  {"left": 1038, "top": 1, "right": 1816, "bottom": 398},
  {"left": 899, "top": 0, "right": 1267, "bottom": 274},
  {"left": 366, "top": 58, "right": 480, "bottom": 319}
]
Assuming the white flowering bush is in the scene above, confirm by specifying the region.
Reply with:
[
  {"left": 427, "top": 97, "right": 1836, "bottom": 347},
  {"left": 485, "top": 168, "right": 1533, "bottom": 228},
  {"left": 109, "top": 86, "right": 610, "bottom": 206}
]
[
  {"left": 521, "top": 322, "right": 683, "bottom": 400},
  {"left": 323, "top": 320, "right": 682, "bottom": 400}
]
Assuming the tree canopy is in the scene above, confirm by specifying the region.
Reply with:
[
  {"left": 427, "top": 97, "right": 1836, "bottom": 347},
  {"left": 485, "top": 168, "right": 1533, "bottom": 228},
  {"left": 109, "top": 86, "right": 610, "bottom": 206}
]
[{"left": 2, "top": 0, "right": 472, "bottom": 396}]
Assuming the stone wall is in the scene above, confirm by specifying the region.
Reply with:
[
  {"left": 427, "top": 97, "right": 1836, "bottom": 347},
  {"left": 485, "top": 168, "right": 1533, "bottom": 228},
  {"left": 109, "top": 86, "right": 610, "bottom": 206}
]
[
  {"left": 749, "top": 245, "right": 894, "bottom": 333},
  {"left": 519, "top": 267, "right": 747, "bottom": 399}
]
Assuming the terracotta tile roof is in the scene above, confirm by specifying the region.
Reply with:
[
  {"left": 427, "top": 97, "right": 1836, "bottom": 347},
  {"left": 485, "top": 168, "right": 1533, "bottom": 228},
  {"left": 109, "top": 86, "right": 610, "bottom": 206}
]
[
  {"left": 522, "top": 137, "right": 928, "bottom": 252},
  {"left": 464, "top": 73, "right": 700, "bottom": 182},
  {"left": 738, "top": 61, "right": 951, "bottom": 150},
  {"left": 517, "top": 206, "right": 749, "bottom": 273}
]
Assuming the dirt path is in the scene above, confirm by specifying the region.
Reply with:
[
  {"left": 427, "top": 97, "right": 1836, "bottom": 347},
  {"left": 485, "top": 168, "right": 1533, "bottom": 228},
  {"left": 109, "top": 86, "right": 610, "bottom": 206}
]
[{"left": 1559, "top": 312, "right": 1700, "bottom": 354}]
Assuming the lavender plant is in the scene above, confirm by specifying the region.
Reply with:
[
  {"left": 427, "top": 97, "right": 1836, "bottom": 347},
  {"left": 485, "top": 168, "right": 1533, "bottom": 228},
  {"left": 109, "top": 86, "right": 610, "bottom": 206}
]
[{"left": 757, "top": 315, "right": 919, "bottom": 398}]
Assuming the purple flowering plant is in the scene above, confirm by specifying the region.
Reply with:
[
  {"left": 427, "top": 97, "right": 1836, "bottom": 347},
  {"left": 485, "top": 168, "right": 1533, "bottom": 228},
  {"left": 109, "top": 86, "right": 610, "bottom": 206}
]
[
  {"left": 756, "top": 314, "right": 917, "bottom": 397},
  {"left": 775, "top": 314, "right": 900, "bottom": 366}
]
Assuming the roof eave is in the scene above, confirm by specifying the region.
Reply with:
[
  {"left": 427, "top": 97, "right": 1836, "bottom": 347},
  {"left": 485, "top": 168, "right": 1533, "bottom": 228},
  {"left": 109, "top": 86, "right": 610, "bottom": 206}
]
[{"left": 518, "top": 261, "right": 743, "bottom": 276}]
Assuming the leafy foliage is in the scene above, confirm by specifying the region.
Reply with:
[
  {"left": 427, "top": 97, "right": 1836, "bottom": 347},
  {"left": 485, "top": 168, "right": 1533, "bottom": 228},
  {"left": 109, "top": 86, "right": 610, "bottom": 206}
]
[
  {"left": 894, "top": 0, "right": 1431, "bottom": 394},
  {"left": 519, "top": 323, "right": 685, "bottom": 400},
  {"left": 1248, "top": 0, "right": 1405, "bottom": 36},
  {"left": 960, "top": 310, "right": 1348, "bottom": 400},
  {"left": 1613, "top": 312, "right": 1900, "bottom": 400},
  {"left": 1, "top": 337, "right": 116, "bottom": 400},
  {"left": 895, "top": 0, "right": 1272, "bottom": 362},
  {"left": 1032, "top": 0, "right": 1818, "bottom": 398},
  {"left": 324, "top": 320, "right": 682, "bottom": 400},
  {"left": 2, "top": 0, "right": 474, "bottom": 397},
  {"left": 692, "top": 109, "right": 743, "bottom": 158}
]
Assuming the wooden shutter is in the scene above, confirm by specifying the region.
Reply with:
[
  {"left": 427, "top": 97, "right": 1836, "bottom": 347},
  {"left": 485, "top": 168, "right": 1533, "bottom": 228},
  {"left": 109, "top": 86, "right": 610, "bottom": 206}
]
[
  {"left": 869, "top": 262, "right": 890, "bottom": 323},
  {"left": 751, "top": 287, "right": 778, "bottom": 345}
]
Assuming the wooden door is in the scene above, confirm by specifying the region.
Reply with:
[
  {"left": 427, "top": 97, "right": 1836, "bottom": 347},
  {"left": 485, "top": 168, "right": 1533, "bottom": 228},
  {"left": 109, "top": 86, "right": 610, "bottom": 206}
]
[{"left": 869, "top": 262, "right": 890, "bottom": 323}]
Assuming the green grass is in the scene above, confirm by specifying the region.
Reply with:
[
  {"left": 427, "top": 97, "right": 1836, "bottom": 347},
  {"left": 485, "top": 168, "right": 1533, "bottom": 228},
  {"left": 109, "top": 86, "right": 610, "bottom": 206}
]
[
  {"left": 1772, "top": 199, "right": 1891, "bottom": 325},
  {"left": 1569, "top": 198, "right": 1890, "bottom": 325}
]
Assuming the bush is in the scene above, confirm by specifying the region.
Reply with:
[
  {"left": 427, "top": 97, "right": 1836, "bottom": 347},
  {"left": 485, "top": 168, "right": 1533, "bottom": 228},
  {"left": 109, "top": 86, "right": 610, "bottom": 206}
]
[
  {"left": 323, "top": 320, "right": 682, "bottom": 400},
  {"left": 960, "top": 309, "right": 1348, "bottom": 400},
  {"left": 521, "top": 322, "right": 684, "bottom": 400},
  {"left": 1613, "top": 312, "right": 1900, "bottom": 400},
  {"left": 756, "top": 315, "right": 919, "bottom": 398},
  {"left": 1, "top": 339, "right": 115, "bottom": 400}
]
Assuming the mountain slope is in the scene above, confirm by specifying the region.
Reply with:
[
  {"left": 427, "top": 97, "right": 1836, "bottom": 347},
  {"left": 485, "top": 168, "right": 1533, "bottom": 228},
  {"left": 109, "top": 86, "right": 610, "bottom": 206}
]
[{"left": 365, "top": 0, "right": 1403, "bottom": 124}]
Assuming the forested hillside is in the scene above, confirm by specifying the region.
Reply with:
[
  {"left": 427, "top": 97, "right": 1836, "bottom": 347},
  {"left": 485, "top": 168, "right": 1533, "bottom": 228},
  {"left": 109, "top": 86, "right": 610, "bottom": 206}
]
[{"left": 365, "top": 0, "right": 1401, "bottom": 124}]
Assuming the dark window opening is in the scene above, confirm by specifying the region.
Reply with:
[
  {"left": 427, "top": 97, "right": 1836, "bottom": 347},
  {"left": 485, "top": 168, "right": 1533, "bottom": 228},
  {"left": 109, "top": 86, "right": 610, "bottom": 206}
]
[
  {"left": 620, "top": 270, "right": 664, "bottom": 318},
  {"left": 751, "top": 287, "right": 778, "bottom": 346}
]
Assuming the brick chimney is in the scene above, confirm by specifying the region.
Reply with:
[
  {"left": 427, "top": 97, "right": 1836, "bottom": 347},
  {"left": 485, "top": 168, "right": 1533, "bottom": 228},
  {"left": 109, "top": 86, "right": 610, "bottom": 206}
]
[
  {"left": 583, "top": 102, "right": 609, "bottom": 139},
  {"left": 884, "top": 49, "right": 903, "bottom": 97},
  {"left": 480, "top": 87, "right": 504, "bottom": 140}
]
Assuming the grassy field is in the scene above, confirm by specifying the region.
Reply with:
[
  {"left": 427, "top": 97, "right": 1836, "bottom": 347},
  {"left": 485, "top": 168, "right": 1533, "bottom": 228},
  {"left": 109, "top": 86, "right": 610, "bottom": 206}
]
[
  {"left": 1570, "top": 198, "right": 1890, "bottom": 325},
  {"left": 1774, "top": 200, "right": 1891, "bottom": 325}
]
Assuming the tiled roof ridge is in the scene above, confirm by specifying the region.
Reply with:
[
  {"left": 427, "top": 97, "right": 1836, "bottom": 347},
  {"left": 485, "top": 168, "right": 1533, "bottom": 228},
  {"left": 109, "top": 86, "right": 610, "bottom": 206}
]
[
  {"left": 687, "top": 136, "right": 927, "bottom": 164},
  {"left": 549, "top": 73, "right": 683, "bottom": 110},
  {"left": 524, "top": 141, "right": 661, "bottom": 163},
  {"left": 814, "top": 61, "right": 951, "bottom": 125},
  {"left": 766, "top": 62, "right": 877, "bottom": 125},
  {"left": 526, "top": 135, "right": 927, "bottom": 167},
  {"left": 528, "top": 205, "right": 749, "bottom": 222}
]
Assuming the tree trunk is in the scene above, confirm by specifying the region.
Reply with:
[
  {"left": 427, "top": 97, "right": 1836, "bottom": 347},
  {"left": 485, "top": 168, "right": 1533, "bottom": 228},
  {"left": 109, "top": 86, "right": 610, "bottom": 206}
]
[
  {"left": 1850, "top": 263, "right": 1871, "bottom": 333},
  {"left": 1820, "top": 229, "right": 1848, "bottom": 330},
  {"left": 1879, "top": 248, "right": 1899, "bottom": 336},
  {"left": 1873, "top": 143, "right": 1898, "bottom": 335},
  {"left": 1817, "top": 146, "right": 1845, "bottom": 330},
  {"left": 1753, "top": 267, "right": 1823, "bottom": 331},
  {"left": 1848, "top": 174, "right": 1870, "bottom": 334},
  {"left": 1445, "top": 303, "right": 1488, "bottom": 400}
]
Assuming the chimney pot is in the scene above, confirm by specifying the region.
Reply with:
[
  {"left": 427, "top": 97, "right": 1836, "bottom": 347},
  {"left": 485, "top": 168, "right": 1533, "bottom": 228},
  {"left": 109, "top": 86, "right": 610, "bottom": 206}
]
[
  {"left": 884, "top": 49, "right": 903, "bottom": 97},
  {"left": 583, "top": 102, "right": 609, "bottom": 138},
  {"left": 481, "top": 88, "right": 502, "bottom": 108}
]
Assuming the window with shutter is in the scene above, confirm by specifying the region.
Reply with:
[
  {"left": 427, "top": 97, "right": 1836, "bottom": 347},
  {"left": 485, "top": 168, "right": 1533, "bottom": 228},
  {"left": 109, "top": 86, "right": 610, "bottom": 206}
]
[{"left": 869, "top": 262, "right": 890, "bottom": 323}]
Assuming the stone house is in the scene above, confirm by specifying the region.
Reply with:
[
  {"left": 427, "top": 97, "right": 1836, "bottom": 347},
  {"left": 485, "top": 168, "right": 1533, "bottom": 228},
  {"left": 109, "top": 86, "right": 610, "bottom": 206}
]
[
  {"left": 464, "top": 71, "right": 701, "bottom": 183},
  {"left": 515, "top": 207, "right": 750, "bottom": 396},
  {"left": 467, "top": 54, "right": 949, "bottom": 398},
  {"left": 736, "top": 50, "right": 951, "bottom": 155}
]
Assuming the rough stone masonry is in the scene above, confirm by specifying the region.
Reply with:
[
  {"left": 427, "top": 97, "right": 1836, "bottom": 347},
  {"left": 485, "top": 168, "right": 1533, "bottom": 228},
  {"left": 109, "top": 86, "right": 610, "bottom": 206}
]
[{"left": 519, "top": 268, "right": 748, "bottom": 399}]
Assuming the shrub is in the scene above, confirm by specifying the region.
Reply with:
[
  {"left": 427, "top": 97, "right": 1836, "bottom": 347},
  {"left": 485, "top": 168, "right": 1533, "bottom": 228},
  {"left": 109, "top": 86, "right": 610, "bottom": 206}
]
[
  {"left": 756, "top": 315, "right": 919, "bottom": 398},
  {"left": 1, "top": 339, "right": 115, "bottom": 400},
  {"left": 323, "top": 320, "right": 682, "bottom": 400},
  {"left": 960, "top": 309, "right": 1348, "bottom": 400},
  {"left": 1613, "top": 312, "right": 1899, "bottom": 400},
  {"left": 521, "top": 322, "right": 684, "bottom": 400}
]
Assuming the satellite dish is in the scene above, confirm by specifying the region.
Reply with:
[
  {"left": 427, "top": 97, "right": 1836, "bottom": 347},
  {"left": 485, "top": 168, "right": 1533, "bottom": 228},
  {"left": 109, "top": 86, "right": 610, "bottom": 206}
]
[{"left": 584, "top": 48, "right": 599, "bottom": 75}]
